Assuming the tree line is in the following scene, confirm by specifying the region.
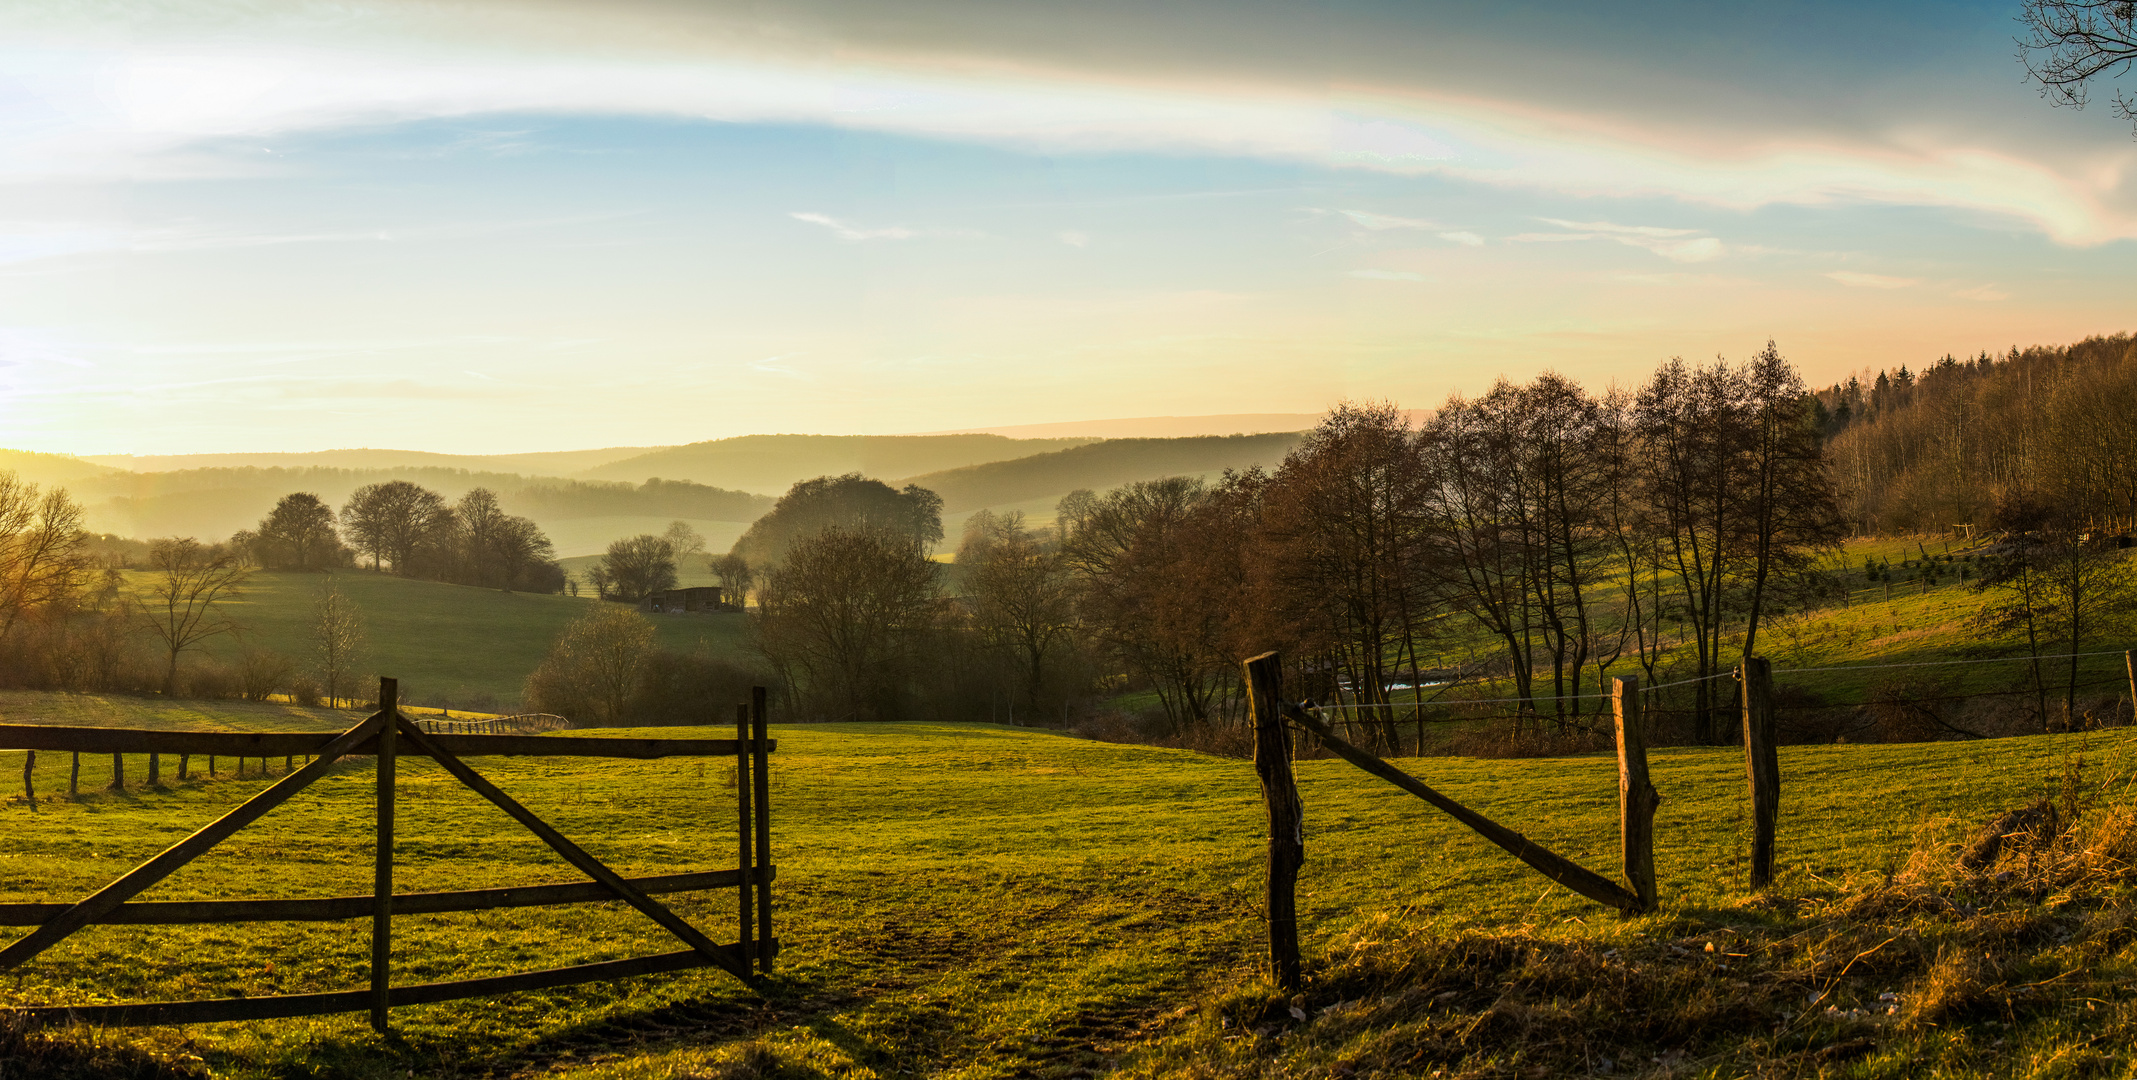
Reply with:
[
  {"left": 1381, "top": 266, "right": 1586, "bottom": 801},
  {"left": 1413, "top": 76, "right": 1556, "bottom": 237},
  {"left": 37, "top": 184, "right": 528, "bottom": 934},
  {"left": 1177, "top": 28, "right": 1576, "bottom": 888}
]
[
  {"left": 1817, "top": 333, "right": 2137, "bottom": 536},
  {"left": 731, "top": 345, "right": 1844, "bottom": 745}
]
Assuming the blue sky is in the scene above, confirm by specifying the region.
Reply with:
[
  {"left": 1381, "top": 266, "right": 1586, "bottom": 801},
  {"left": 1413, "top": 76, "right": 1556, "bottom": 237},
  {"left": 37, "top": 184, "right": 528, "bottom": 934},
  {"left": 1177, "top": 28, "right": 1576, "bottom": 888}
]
[{"left": 3, "top": 0, "right": 2134, "bottom": 454}]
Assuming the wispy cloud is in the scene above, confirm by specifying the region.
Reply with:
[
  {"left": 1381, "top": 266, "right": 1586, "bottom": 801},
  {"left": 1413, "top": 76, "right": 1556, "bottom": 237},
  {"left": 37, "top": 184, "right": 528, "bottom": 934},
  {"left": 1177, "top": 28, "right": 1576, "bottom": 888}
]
[
  {"left": 789, "top": 212, "right": 918, "bottom": 241},
  {"left": 1825, "top": 270, "right": 1919, "bottom": 289},
  {"left": 1953, "top": 283, "right": 2009, "bottom": 301},
  {"left": 789, "top": 211, "right": 982, "bottom": 242},
  {"left": 1513, "top": 218, "right": 1725, "bottom": 263},
  {"left": 1333, "top": 210, "right": 1485, "bottom": 247},
  {"left": 1339, "top": 209, "right": 1441, "bottom": 231}
]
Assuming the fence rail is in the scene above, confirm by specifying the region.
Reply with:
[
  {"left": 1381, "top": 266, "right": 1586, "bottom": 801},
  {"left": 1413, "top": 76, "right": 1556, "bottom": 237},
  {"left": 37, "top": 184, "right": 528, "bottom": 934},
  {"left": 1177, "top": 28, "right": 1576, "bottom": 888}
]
[{"left": 0, "top": 678, "right": 777, "bottom": 1032}]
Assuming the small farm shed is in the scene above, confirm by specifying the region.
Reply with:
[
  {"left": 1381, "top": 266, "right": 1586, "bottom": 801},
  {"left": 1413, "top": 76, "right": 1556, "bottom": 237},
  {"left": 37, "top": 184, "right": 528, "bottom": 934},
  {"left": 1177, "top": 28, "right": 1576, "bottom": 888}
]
[{"left": 645, "top": 586, "right": 723, "bottom": 614}]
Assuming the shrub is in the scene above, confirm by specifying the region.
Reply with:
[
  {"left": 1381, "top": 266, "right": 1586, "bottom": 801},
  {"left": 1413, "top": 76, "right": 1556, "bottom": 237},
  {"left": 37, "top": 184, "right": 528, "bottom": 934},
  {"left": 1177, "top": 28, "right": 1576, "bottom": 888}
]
[
  {"left": 624, "top": 647, "right": 771, "bottom": 727},
  {"left": 181, "top": 660, "right": 242, "bottom": 700},
  {"left": 236, "top": 647, "right": 295, "bottom": 702},
  {"left": 290, "top": 673, "right": 324, "bottom": 708}
]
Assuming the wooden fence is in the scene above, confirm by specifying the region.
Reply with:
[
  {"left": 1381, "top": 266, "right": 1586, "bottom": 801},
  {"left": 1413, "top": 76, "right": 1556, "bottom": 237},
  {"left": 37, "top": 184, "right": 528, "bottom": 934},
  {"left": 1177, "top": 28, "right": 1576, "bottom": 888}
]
[
  {"left": 412, "top": 712, "right": 571, "bottom": 736},
  {"left": 0, "top": 679, "right": 775, "bottom": 1031},
  {"left": 1247, "top": 651, "right": 1749, "bottom": 990}
]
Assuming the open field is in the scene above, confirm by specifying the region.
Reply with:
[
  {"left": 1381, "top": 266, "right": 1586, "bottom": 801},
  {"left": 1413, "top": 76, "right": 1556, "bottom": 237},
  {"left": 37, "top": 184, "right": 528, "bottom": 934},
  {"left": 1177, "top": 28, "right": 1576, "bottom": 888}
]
[
  {"left": 4, "top": 692, "right": 2136, "bottom": 1077},
  {"left": 122, "top": 570, "right": 753, "bottom": 711}
]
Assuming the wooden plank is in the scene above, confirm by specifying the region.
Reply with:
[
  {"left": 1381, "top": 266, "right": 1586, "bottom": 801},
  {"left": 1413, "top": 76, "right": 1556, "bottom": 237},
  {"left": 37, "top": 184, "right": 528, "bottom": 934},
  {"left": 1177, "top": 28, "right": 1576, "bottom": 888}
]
[
  {"left": 9, "top": 942, "right": 777, "bottom": 1027},
  {"left": 751, "top": 685, "right": 772, "bottom": 974},
  {"left": 1741, "top": 656, "right": 1780, "bottom": 891},
  {"left": 0, "top": 725, "right": 770, "bottom": 760},
  {"left": 0, "top": 712, "right": 387, "bottom": 973},
  {"left": 0, "top": 868, "right": 774, "bottom": 926},
  {"left": 372, "top": 678, "right": 398, "bottom": 1033},
  {"left": 1244, "top": 653, "right": 1302, "bottom": 992},
  {"left": 1612, "top": 677, "right": 1659, "bottom": 912},
  {"left": 1278, "top": 699, "right": 1644, "bottom": 913},
  {"left": 390, "top": 718, "right": 751, "bottom": 983}
]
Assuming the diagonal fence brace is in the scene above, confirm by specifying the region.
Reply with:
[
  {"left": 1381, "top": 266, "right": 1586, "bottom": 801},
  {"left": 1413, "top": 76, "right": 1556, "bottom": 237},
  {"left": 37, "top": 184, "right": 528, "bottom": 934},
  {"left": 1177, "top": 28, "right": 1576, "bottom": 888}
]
[
  {"left": 0, "top": 711, "right": 389, "bottom": 972},
  {"left": 391, "top": 717, "right": 751, "bottom": 983},
  {"left": 1279, "top": 700, "right": 1645, "bottom": 913}
]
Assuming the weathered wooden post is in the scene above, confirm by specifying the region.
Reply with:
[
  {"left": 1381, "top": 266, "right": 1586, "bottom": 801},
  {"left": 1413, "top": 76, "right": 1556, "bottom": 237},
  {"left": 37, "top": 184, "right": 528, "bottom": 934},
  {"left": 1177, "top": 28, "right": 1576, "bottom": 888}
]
[
  {"left": 735, "top": 703, "right": 756, "bottom": 981},
  {"left": 371, "top": 677, "right": 398, "bottom": 1033},
  {"left": 108, "top": 753, "right": 124, "bottom": 790},
  {"left": 1740, "top": 657, "right": 1779, "bottom": 890},
  {"left": 178, "top": 754, "right": 190, "bottom": 780},
  {"left": 752, "top": 684, "right": 772, "bottom": 974},
  {"left": 148, "top": 753, "right": 160, "bottom": 786},
  {"left": 1613, "top": 677, "right": 1658, "bottom": 911},
  {"left": 68, "top": 753, "right": 78, "bottom": 798},
  {"left": 22, "top": 751, "right": 34, "bottom": 805},
  {"left": 1244, "top": 652, "right": 1302, "bottom": 992}
]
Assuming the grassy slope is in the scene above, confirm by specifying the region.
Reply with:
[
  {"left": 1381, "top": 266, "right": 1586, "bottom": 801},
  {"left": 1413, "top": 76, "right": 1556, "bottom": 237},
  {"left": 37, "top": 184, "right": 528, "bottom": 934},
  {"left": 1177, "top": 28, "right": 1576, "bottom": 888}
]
[
  {"left": 126, "top": 569, "right": 752, "bottom": 709},
  {"left": 2, "top": 698, "right": 2131, "bottom": 1078}
]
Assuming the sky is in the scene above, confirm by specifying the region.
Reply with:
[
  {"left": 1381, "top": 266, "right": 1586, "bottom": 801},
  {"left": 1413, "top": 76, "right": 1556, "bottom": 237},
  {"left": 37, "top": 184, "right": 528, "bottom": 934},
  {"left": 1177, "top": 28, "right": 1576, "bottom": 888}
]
[{"left": 3, "top": 0, "right": 2135, "bottom": 455}]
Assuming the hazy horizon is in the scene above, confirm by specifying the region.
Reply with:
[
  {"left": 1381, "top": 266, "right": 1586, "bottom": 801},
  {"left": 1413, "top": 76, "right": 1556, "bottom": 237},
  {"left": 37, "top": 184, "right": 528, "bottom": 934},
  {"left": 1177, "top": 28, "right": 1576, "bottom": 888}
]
[{"left": 4, "top": 1, "right": 2135, "bottom": 455}]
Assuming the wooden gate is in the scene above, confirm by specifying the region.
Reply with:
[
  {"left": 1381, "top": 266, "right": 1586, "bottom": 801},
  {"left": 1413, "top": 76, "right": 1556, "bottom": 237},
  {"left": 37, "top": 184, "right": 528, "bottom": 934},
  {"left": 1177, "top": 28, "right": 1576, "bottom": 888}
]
[{"left": 0, "top": 679, "right": 775, "bottom": 1031}]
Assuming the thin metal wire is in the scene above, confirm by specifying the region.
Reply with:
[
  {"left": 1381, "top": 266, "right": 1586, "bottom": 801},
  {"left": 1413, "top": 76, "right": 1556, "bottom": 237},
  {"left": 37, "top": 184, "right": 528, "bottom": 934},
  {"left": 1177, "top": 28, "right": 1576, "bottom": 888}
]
[{"left": 1774, "top": 649, "right": 2128, "bottom": 675}]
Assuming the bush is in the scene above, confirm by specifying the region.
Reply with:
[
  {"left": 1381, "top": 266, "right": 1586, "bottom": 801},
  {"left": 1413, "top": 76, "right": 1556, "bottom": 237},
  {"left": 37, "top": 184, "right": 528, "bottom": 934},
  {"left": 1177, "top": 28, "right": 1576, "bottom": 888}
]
[
  {"left": 181, "top": 661, "right": 242, "bottom": 700},
  {"left": 290, "top": 673, "right": 324, "bottom": 707},
  {"left": 237, "top": 648, "right": 295, "bottom": 702},
  {"left": 625, "top": 647, "right": 772, "bottom": 727}
]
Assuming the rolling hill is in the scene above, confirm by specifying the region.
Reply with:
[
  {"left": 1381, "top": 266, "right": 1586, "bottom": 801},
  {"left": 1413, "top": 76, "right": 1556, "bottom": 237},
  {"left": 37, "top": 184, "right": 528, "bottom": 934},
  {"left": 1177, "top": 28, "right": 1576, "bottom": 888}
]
[
  {"left": 577, "top": 433, "right": 1096, "bottom": 492},
  {"left": 898, "top": 432, "right": 1304, "bottom": 514}
]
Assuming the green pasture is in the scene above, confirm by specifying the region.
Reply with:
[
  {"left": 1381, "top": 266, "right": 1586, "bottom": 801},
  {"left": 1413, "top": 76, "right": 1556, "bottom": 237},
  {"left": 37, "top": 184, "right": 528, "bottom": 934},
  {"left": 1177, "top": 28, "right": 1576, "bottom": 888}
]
[
  {"left": 2, "top": 692, "right": 2132, "bottom": 1077},
  {"left": 120, "top": 569, "right": 753, "bottom": 711}
]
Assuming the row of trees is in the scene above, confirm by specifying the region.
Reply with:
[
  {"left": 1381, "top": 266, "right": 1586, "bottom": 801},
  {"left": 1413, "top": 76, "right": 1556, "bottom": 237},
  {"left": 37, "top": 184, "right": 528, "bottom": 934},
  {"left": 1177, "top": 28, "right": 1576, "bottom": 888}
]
[
  {"left": 1817, "top": 335, "right": 2137, "bottom": 535},
  {"left": 311, "top": 482, "right": 565, "bottom": 592},
  {"left": 739, "top": 345, "right": 1843, "bottom": 743}
]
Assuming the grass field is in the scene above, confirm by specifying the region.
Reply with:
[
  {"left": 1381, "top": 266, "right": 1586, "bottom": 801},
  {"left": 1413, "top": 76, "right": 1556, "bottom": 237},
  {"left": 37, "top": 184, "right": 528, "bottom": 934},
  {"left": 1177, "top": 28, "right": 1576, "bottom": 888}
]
[
  {"left": 123, "top": 569, "right": 753, "bottom": 711},
  {"left": 4, "top": 691, "right": 2135, "bottom": 1077}
]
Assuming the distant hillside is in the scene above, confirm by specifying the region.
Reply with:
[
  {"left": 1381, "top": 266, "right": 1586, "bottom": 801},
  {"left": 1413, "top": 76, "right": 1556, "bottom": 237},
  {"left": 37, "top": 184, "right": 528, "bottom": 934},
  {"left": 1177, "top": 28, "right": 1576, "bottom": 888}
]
[
  {"left": 910, "top": 413, "right": 1321, "bottom": 439},
  {"left": 578, "top": 434, "right": 1096, "bottom": 493},
  {"left": 0, "top": 449, "right": 126, "bottom": 488},
  {"left": 82, "top": 446, "right": 660, "bottom": 477},
  {"left": 900, "top": 433, "right": 1305, "bottom": 514}
]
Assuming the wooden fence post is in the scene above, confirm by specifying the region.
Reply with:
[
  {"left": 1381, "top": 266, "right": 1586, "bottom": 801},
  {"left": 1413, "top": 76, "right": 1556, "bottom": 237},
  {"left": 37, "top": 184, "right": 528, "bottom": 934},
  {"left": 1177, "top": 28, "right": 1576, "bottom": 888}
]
[
  {"left": 1244, "top": 651, "right": 1302, "bottom": 992},
  {"left": 752, "top": 685, "right": 772, "bottom": 974},
  {"left": 69, "top": 753, "right": 78, "bottom": 798},
  {"left": 734, "top": 704, "right": 755, "bottom": 982},
  {"left": 148, "top": 753, "right": 159, "bottom": 786},
  {"left": 1612, "top": 678, "right": 1657, "bottom": 911},
  {"left": 178, "top": 754, "right": 190, "bottom": 780},
  {"left": 109, "top": 753, "right": 123, "bottom": 791},
  {"left": 1741, "top": 657, "right": 1779, "bottom": 891},
  {"left": 22, "top": 751, "right": 34, "bottom": 805},
  {"left": 371, "top": 677, "right": 398, "bottom": 1034}
]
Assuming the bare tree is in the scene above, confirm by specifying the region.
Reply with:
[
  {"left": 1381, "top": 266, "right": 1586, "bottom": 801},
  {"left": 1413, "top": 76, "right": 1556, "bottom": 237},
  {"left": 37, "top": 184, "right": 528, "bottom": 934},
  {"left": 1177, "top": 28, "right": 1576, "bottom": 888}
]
[
  {"left": 252, "top": 493, "right": 345, "bottom": 570},
  {"left": 312, "top": 582, "right": 367, "bottom": 709},
  {"left": 663, "top": 521, "right": 708, "bottom": 573},
  {"left": 711, "top": 552, "right": 755, "bottom": 608},
  {"left": 960, "top": 511, "right": 1077, "bottom": 714},
  {"left": 138, "top": 538, "right": 249, "bottom": 695},
  {"left": 596, "top": 534, "right": 677, "bottom": 603},
  {"left": 756, "top": 526, "right": 940, "bottom": 720},
  {"left": 524, "top": 604, "right": 657, "bottom": 725},
  {"left": 0, "top": 472, "right": 90, "bottom": 641},
  {"left": 2021, "top": 0, "right": 2137, "bottom": 136},
  {"left": 340, "top": 480, "right": 451, "bottom": 574}
]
